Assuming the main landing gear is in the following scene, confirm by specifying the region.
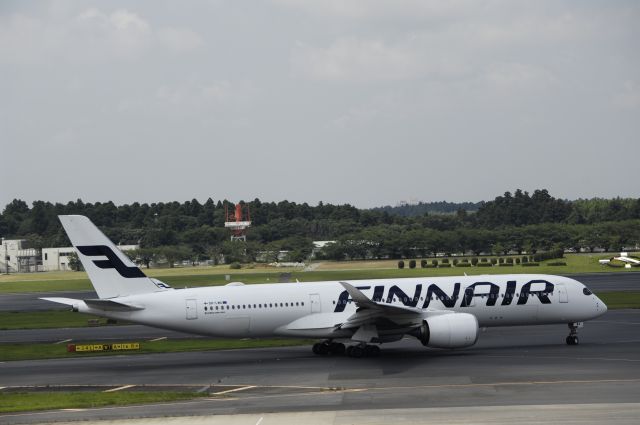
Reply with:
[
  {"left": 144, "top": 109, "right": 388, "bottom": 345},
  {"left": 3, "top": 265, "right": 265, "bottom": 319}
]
[
  {"left": 312, "top": 341, "right": 380, "bottom": 358},
  {"left": 566, "top": 322, "right": 581, "bottom": 345}
]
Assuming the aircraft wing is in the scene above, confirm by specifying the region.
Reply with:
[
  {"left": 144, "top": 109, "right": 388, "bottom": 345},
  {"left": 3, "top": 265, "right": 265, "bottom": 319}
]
[{"left": 337, "top": 281, "right": 425, "bottom": 331}]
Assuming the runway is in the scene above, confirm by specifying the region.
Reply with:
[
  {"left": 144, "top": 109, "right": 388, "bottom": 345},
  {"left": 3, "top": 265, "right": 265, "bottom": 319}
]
[
  {"left": 1, "top": 272, "right": 638, "bottom": 313},
  {"left": 1, "top": 309, "right": 639, "bottom": 424}
]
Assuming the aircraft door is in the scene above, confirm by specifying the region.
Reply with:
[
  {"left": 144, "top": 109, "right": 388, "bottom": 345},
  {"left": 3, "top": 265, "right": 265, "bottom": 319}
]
[
  {"left": 310, "top": 293, "right": 321, "bottom": 313},
  {"left": 186, "top": 299, "right": 198, "bottom": 320},
  {"left": 557, "top": 284, "right": 568, "bottom": 303}
]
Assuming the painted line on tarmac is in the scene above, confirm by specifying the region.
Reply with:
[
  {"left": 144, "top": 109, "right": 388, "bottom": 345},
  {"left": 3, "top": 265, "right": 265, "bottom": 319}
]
[
  {"left": 484, "top": 354, "right": 640, "bottom": 362},
  {"left": 54, "top": 338, "right": 72, "bottom": 344},
  {"left": 149, "top": 337, "right": 167, "bottom": 342},
  {"left": 211, "top": 385, "right": 256, "bottom": 395},
  {"left": 592, "top": 320, "right": 640, "bottom": 325},
  {"left": 103, "top": 385, "right": 136, "bottom": 393},
  {"left": 255, "top": 416, "right": 264, "bottom": 425}
]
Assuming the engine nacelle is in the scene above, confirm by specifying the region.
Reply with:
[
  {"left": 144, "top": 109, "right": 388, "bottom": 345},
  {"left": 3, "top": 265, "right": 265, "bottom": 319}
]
[{"left": 416, "top": 313, "right": 479, "bottom": 349}]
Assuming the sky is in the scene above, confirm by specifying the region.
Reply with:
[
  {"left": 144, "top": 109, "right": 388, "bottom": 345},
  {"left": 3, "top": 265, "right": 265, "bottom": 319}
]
[{"left": 1, "top": 0, "right": 639, "bottom": 208}]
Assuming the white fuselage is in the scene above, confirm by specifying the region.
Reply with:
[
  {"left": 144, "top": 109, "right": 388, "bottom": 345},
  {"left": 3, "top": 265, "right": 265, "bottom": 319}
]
[{"left": 75, "top": 274, "right": 607, "bottom": 341}]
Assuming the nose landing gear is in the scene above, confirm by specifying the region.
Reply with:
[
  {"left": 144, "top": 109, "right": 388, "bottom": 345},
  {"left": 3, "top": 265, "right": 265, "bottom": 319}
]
[{"left": 566, "top": 322, "right": 582, "bottom": 345}]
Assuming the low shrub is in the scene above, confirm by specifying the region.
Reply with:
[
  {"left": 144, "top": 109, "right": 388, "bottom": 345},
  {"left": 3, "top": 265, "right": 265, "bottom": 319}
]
[
  {"left": 546, "top": 261, "right": 567, "bottom": 266},
  {"left": 456, "top": 263, "right": 471, "bottom": 267},
  {"left": 498, "top": 263, "right": 514, "bottom": 267},
  {"left": 409, "top": 259, "right": 416, "bottom": 269},
  {"left": 229, "top": 262, "right": 241, "bottom": 269},
  {"left": 522, "top": 262, "right": 540, "bottom": 267},
  {"left": 471, "top": 258, "right": 479, "bottom": 266},
  {"left": 398, "top": 260, "right": 405, "bottom": 269},
  {"left": 420, "top": 259, "right": 428, "bottom": 268},
  {"left": 439, "top": 263, "right": 452, "bottom": 268},
  {"left": 477, "top": 262, "right": 492, "bottom": 267},
  {"left": 441, "top": 258, "right": 450, "bottom": 264}
]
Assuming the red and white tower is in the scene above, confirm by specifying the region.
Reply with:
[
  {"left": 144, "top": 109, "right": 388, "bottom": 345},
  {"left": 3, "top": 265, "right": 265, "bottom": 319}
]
[{"left": 224, "top": 203, "right": 251, "bottom": 242}]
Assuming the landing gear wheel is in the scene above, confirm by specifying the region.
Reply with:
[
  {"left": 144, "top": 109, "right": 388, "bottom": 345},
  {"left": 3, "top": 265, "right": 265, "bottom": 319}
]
[
  {"left": 349, "top": 345, "right": 364, "bottom": 358},
  {"left": 566, "top": 335, "right": 579, "bottom": 345},
  {"left": 329, "top": 342, "right": 346, "bottom": 355},
  {"left": 566, "top": 323, "right": 580, "bottom": 345},
  {"left": 364, "top": 345, "right": 380, "bottom": 357},
  {"left": 312, "top": 342, "right": 330, "bottom": 355}
]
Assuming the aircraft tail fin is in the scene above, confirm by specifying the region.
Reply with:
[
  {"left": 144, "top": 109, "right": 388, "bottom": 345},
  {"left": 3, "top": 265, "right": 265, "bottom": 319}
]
[{"left": 58, "top": 215, "right": 172, "bottom": 299}]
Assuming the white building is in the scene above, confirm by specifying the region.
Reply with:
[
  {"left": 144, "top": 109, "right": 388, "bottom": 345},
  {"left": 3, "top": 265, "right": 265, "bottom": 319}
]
[
  {"left": 42, "top": 244, "right": 139, "bottom": 272},
  {"left": 1, "top": 238, "right": 40, "bottom": 273}
]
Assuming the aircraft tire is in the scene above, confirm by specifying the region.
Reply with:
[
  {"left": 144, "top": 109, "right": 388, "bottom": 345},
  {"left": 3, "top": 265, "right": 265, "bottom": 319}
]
[
  {"left": 349, "top": 346, "right": 364, "bottom": 358},
  {"left": 364, "top": 345, "right": 380, "bottom": 357},
  {"left": 330, "top": 342, "right": 346, "bottom": 355},
  {"left": 566, "top": 336, "right": 579, "bottom": 345}
]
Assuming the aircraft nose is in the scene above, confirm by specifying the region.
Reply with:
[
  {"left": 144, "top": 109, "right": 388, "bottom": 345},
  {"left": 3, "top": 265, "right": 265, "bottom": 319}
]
[{"left": 595, "top": 296, "right": 607, "bottom": 316}]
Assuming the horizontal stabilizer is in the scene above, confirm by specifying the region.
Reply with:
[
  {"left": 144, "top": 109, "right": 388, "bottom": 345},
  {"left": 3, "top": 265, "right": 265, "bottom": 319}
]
[
  {"left": 40, "top": 297, "right": 144, "bottom": 311},
  {"left": 40, "top": 297, "right": 81, "bottom": 306},
  {"left": 84, "top": 299, "right": 144, "bottom": 311}
]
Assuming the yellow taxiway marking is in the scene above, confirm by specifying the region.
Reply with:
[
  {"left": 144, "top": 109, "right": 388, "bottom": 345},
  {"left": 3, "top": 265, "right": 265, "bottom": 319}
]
[
  {"left": 211, "top": 385, "right": 256, "bottom": 395},
  {"left": 103, "top": 384, "right": 136, "bottom": 393}
]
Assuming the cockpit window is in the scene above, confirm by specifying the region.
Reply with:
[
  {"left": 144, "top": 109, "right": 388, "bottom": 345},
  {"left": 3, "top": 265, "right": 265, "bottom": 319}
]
[{"left": 583, "top": 287, "right": 593, "bottom": 296}]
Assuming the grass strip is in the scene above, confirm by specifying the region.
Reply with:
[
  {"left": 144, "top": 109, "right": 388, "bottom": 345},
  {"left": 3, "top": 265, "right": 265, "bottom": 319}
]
[
  {"left": 2, "top": 254, "right": 639, "bottom": 294},
  {"left": 0, "top": 391, "right": 207, "bottom": 414},
  {"left": 597, "top": 291, "right": 640, "bottom": 310},
  {"left": 0, "top": 338, "right": 313, "bottom": 362},
  {"left": 0, "top": 310, "right": 106, "bottom": 330}
]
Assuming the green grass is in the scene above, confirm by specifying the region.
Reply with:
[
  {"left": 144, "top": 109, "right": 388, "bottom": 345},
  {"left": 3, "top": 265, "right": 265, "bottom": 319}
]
[
  {"left": 597, "top": 291, "right": 640, "bottom": 310},
  {"left": 1, "top": 253, "right": 638, "bottom": 295},
  {"left": 0, "top": 391, "right": 207, "bottom": 413},
  {"left": 0, "top": 338, "right": 313, "bottom": 362},
  {"left": 0, "top": 310, "right": 107, "bottom": 330}
]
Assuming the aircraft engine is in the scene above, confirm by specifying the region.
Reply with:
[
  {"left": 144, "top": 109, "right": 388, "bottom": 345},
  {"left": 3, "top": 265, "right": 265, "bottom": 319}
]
[{"left": 416, "top": 313, "right": 479, "bottom": 349}]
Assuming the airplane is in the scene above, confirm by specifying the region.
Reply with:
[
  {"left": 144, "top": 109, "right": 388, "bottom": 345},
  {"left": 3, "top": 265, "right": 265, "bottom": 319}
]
[{"left": 43, "top": 215, "right": 608, "bottom": 358}]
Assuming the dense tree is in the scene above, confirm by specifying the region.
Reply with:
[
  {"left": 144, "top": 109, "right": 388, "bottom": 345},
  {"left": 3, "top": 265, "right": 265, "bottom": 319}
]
[{"left": 1, "top": 191, "right": 639, "bottom": 265}]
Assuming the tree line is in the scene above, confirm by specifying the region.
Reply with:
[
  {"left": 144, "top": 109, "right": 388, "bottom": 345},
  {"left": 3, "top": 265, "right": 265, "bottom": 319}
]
[{"left": 1, "top": 189, "right": 639, "bottom": 265}]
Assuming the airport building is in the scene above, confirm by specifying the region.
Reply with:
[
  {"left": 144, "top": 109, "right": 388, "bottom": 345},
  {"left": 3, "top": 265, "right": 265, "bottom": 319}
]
[
  {"left": 0, "top": 238, "right": 39, "bottom": 273},
  {"left": 0, "top": 238, "right": 139, "bottom": 273},
  {"left": 41, "top": 244, "right": 139, "bottom": 272}
]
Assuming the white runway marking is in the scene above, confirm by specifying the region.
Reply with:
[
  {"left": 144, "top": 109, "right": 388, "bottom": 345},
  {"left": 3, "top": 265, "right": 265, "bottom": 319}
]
[
  {"left": 211, "top": 385, "right": 256, "bottom": 395},
  {"left": 54, "top": 338, "right": 72, "bottom": 344},
  {"left": 103, "top": 385, "right": 136, "bottom": 393},
  {"left": 255, "top": 416, "right": 264, "bottom": 425},
  {"left": 149, "top": 337, "right": 167, "bottom": 342}
]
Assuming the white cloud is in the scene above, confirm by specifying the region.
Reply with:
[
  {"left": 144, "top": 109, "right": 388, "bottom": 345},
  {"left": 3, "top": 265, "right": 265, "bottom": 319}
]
[
  {"left": 291, "top": 38, "right": 427, "bottom": 82},
  {"left": 0, "top": 7, "right": 203, "bottom": 65},
  {"left": 273, "top": 0, "right": 475, "bottom": 21},
  {"left": 613, "top": 81, "right": 640, "bottom": 109},
  {"left": 157, "top": 27, "right": 204, "bottom": 52},
  {"left": 74, "top": 8, "right": 153, "bottom": 56},
  {"left": 483, "top": 62, "right": 557, "bottom": 91}
]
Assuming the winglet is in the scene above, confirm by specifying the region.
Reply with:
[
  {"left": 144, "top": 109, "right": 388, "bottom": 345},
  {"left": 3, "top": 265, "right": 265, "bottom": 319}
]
[{"left": 339, "top": 281, "right": 379, "bottom": 309}]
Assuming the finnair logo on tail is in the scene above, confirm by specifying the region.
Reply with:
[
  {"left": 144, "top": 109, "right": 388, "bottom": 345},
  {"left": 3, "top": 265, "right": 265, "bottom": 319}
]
[{"left": 77, "top": 245, "right": 146, "bottom": 278}]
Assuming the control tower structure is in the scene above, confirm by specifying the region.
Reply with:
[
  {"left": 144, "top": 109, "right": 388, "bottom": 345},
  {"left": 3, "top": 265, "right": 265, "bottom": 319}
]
[{"left": 224, "top": 203, "right": 251, "bottom": 242}]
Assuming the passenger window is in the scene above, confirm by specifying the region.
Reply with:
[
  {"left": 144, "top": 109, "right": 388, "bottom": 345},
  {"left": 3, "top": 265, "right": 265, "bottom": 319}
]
[{"left": 301, "top": 302, "right": 304, "bottom": 306}]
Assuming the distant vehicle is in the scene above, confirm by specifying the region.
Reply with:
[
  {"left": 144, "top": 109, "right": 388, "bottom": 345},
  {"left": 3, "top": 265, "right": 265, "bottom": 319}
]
[{"left": 44, "top": 216, "right": 607, "bottom": 357}]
